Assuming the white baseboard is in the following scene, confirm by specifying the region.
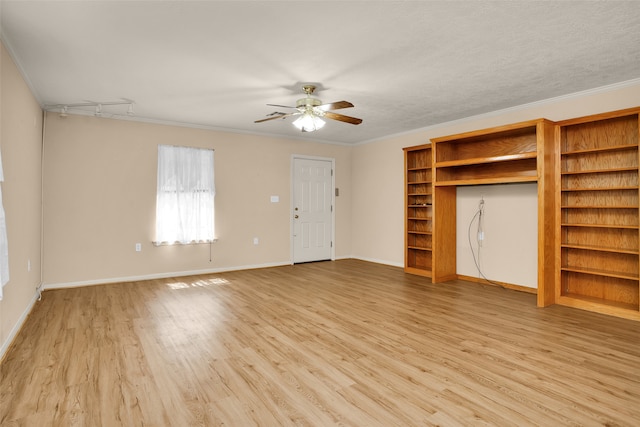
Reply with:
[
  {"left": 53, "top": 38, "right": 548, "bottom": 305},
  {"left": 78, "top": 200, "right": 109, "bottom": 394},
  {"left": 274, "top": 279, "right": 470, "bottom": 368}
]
[
  {"left": 43, "top": 258, "right": 404, "bottom": 290},
  {"left": 43, "top": 261, "right": 292, "bottom": 290},
  {"left": 350, "top": 256, "right": 403, "bottom": 268},
  {"left": 1, "top": 290, "right": 39, "bottom": 362}
]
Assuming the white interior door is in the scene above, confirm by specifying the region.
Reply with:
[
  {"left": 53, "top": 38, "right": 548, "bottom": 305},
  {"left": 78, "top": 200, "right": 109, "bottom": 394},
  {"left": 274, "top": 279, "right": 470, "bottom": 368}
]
[{"left": 292, "top": 157, "right": 334, "bottom": 263}]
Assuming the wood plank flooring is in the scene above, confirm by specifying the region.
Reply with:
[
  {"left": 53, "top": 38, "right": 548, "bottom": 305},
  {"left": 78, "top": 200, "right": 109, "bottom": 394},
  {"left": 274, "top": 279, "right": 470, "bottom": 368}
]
[{"left": 2, "top": 259, "right": 640, "bottom": 426}]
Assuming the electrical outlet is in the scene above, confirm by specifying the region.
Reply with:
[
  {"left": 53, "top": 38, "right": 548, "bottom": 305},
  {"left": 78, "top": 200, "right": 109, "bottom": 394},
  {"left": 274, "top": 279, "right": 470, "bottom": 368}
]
[
  {"left": 135, "top": 243, "right": 142, "bottom": 252},
  {"left": 253, "top": 237, "right": 259, "bottom": 245}
]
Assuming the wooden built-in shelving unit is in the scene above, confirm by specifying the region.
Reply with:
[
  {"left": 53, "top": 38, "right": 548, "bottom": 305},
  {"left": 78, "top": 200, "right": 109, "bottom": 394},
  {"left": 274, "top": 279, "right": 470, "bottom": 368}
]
[
  {"left": 431, "top": 119, "right": 557, "bottom": 307},
  {"left": 556, "top": 108, "right": 640, "bottom": 320},
  {"left": 404, "top": 144, "right": 433, "bottom": 277},
  {"left": 403, "top": 108, "right": 640, "bottom": 321},
  {"left": 403, "top": 119, "right": 557, "bottom": 306},
  {"left": 433, "top": 125, "right": 540, "bottom": 186}
]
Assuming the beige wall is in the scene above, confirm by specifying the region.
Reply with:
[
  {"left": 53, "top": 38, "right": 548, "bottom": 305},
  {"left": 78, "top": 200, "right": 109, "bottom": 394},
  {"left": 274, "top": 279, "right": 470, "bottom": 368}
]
[
  {"left": 351, "top": 80, "right": 640, "bottom": 287},
  {"left": 42, "top": 115, "right": 352, "bottom": 286},
  {"left": 0, "top": 43, "right": 43, "bottom": 355}
]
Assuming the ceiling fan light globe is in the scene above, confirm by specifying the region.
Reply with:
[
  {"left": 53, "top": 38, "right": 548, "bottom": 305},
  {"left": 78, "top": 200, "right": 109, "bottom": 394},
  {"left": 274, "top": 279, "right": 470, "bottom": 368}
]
[
  {"left": 313, "top": 116, "right": 326, "bottom": 130},
  {"left": 293, "top": 113, "right": 325, "bottom": 132}
]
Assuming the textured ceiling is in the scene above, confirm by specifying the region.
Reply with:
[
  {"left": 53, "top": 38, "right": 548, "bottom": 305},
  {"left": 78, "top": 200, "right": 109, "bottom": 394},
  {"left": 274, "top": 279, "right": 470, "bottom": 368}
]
[{"left": 1, "top": 1, "right": 639, "bottom": 145}]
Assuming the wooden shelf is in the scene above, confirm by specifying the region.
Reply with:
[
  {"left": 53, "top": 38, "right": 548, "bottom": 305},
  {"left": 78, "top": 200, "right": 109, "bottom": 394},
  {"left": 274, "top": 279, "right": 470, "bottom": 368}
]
[
  {"left": 561, "top": 293, "right": 638, "bottom": 309},
  {"left": 431, "top": 120, "right": 544, "bottom": 188},
  {"left": 562, "top": 143, "right": 638, "bottom": 156},
  {"left": 562, "top": 205, "right": 639, "bottom": 209},
  {"left": 561, "top": 243, "right": 639, "bottom": 255},
  {"left": 435, "top": 175, "right": 538, "bottom": 187},
  {"left": 435, "top": 159, "right": 538, "bottom": 185},
  {"left": 435, "top": 151, "right": 537, "bottom": 168},
  {"left": 562, "top": 186, "right": 639, "bottom": 191},
  {"left": 404, "top": 143, "right": 433, "bottom": 278},
  {"left": 557, "top": 108, "right": 640, "bottom": 320},
  {"left": 557, "top": 294, "right": 640, "bottom": 321},
  {"left": 561, "top": 166, "right": 638, "bottom": 175},
  {"left": 404, "top": 266, "right": 433, "bottom": 277},
  {"left": 561, "top": 223, "right": 639, "bottom": 229},
  {"left": 561, "top": 266, "right": 639, "bottom": 281}
]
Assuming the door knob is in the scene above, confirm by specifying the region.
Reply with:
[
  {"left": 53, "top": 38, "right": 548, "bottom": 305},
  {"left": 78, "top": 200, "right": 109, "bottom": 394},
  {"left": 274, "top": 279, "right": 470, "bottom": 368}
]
[{"left": 294, "top": 215, "right": 299, "bottom": 219}]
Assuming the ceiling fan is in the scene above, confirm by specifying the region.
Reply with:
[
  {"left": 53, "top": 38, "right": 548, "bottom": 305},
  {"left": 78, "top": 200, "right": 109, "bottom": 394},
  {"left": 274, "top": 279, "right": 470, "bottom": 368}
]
[{"left": 254, "top": 84, "right": 362, "bottom": 132}]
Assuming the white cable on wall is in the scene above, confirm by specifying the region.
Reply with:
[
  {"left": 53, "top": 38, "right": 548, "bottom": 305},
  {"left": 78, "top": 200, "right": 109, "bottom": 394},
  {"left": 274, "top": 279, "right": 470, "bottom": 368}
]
[{"left": 467, "top": 196, "right": 504, "bottom": 288}]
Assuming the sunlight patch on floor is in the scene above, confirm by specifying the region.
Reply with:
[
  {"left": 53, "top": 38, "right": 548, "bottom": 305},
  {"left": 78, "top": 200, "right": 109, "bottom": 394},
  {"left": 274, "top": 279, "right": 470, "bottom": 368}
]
[{"left": 166, "top": 277, "right": 230, "bottom": 290}]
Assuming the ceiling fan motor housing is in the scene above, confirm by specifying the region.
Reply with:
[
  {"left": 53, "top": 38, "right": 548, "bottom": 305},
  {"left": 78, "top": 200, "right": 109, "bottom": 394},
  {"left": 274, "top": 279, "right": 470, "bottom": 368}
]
[
  {"left": 296, "top": 84, "right": 323, "bottom": 112},
  {"left": 296, "top": 97, "right": 322, "bottom": 110}
]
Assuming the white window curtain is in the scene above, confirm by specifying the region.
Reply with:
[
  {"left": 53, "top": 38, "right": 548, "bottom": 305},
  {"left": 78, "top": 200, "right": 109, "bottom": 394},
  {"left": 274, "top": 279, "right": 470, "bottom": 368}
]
[
  {"left": 155, "top": 145, "right": 215, "bottom": 245},
  {"left": 0, "top": 150, "right": 9, "bottom": 300}
]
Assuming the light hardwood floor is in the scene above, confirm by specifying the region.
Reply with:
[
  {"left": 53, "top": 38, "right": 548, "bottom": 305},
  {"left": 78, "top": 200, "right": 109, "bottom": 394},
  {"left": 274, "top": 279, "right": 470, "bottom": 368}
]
[{"left": 2, "top": 259, "right": 639, "bottom": 426}]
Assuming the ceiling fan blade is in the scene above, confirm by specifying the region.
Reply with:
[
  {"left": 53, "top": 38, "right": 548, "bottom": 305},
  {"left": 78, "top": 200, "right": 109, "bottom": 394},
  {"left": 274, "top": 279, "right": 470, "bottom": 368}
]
[
  {"left": 323, "top": 111, "right": 363, "bottom": 125},
  {"left": 254, "top": 112, "right": 295, "bottom": 123},
  {"left": 267, "top": 103, "right": 297, "bottom": 109},
  {"left": 317, "top": 100, "right": 354, "bottom": 111}
]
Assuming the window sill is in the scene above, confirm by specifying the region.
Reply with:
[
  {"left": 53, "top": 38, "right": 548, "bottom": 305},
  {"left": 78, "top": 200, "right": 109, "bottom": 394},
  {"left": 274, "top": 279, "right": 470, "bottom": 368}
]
[{"left": 152, "top": 238, "right": 218, "bottom": 247}]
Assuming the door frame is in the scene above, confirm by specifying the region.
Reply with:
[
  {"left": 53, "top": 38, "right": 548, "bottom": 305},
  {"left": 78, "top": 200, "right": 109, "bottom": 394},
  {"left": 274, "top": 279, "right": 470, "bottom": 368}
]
[{"left": 290, "top": 155, "right": 336, "bottom": 264}]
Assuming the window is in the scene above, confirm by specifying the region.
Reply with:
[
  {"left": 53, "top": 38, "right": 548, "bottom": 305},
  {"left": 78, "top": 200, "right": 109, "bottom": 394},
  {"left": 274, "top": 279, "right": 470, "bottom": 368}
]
[{"left": 155, "top": 145, "right": 215, "bottom": 245}]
